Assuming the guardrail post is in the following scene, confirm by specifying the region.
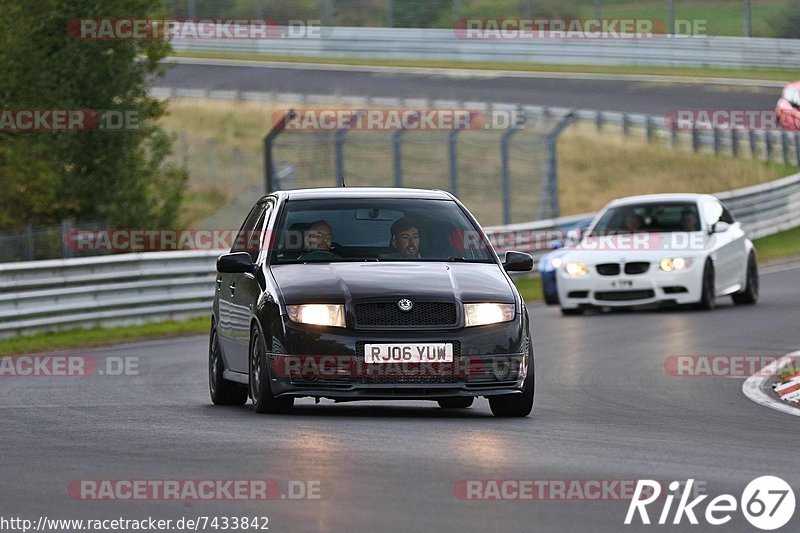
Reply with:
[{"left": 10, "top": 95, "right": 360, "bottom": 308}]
[
  {"left": 691, "top": 124, "right": 700, "bottom": 153},
  {"left": 393, "top": 130, "right": 405, "bottom": 188},
  {"left": 500, "top": 115, "right": 526, "bottom": 225},
  {"left": 781, "top": 132, "right": 790, "bottom": 166},
  {"left": 765, "top": 131, "right": 773, "bottom": 162},
  {"left": 731, "top": 129, "right": 739, "bottom": 158},
  {"left": 795, "top": 133, "right": 800, "bottom": 166},
  {"left": 24, "top": 224, "right": 34, "bottom": 261},
  {"left": 543, "top": 111, "right": 577, "bottom": 220},
  {"left": 334, "top": 110, "right": 366, "bottom": 187},
  {"left": 622, "top": 113, "right": 630, "bottom": 136},
  {"left": 713, "top": 127, "right": 721, "bottom": 156},
  {"left": 646, "top": 116, "right": 654, "bottom": 143},
  {"left": 263, "top": 109, "right": 298, "bottom": 193},
  {"left": 391, "top": 111, "right": 421, "bottom": 188},
  {"left": 595, "top": 110, "right": 604, "bottom": 132},
  {"left": 448, "top": 111, "right": 478, "bottom": 197},
  {"left": 749, "top": 130, "right": 757, "bottom": 159},
  {"left": 60, "top": 220, "right": 72, "bottom": 259},
  {"left": 670, "top": 126, "right": 678, "bottom": 148}
]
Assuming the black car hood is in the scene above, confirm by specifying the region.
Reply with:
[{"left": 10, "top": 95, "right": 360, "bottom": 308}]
[{"left": 270, "top": 262, "right": 515, "bottom": 304}]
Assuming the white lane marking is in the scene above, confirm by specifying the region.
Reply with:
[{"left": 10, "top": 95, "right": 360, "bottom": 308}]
[
  {"left": 742, "top": 351, "right": 800, "bottom": 417},
  {"left": 165, "top": 56, "right": 785, "bottom": 87}
]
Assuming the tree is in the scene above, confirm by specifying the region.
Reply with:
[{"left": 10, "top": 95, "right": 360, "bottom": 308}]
[{"left": 0, "top": 0, "right": 187, "bottom": 231}]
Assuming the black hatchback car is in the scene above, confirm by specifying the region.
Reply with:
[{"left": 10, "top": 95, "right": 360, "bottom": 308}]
[{"left": 209, "top": 188, "right": 535, "bottom": 417}]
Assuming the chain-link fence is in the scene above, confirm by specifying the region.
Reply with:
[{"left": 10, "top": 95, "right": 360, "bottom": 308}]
[
  {"left": 265, "top": 110, "right": 575, "bottom": 226},
  {"left": 0, "top": 221, "right": 109, "bottom": 263}
]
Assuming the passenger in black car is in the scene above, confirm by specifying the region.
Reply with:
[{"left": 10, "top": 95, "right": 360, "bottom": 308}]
[{"left": 388, "top": 217, "right": 421, "bottom": 258}]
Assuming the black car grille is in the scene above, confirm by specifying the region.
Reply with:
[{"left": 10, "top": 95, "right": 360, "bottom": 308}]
[
  {"left": 353, "top": 301, "right": 458, "bottom": 328},
  {"left": 594, "top": 290, "right": 655, "bottom": 301},
  {"left": 624, "top": 262, "right": 650, "bottom": 275},
  {"left": 596, "top": 263, "right": 621, "bottom": 276},
  {"left": 597, "top": 262, "right": 650, "bottom": 276}
]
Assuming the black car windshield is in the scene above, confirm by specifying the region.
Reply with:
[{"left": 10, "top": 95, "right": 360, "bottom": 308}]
[
  {"left": 270, "top": 198, "right": 495, "bottom": 264},
  {"left": 589, "top": 202, "right": 701, "bottom": 235}
]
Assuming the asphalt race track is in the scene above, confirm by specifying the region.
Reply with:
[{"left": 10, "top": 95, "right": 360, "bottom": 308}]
[
  {"left": 2, "top": 266, "right": 798, "bottom": 532},
  {"left": 158, "top": 60, "right": 783, "bottom": 115}
]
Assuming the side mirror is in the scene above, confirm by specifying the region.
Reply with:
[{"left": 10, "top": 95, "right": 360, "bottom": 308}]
[
  {"left": 503, "top": 251, "right": 534, "bottom": 272},
  {"left": 710, "top": 221, "right": 730, "bottom": 234},
  {"left": 217, "top": 252, "right": 256, "bottom": 274}
]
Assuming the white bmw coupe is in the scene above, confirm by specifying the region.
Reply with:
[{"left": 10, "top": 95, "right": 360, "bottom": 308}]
[{"left": 556, "top": 194, "right": 758, "bottom": 315}]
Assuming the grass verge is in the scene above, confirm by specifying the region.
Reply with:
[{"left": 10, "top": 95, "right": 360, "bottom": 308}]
[
  {"left": 171, "top": 51, "right": 796, "bottom": 83},
  {"left": 0, "top": 317, "right": 209, "bottom": 356},
  {"left": 753, "top": 225, "right": 800, "bottom": 263}
]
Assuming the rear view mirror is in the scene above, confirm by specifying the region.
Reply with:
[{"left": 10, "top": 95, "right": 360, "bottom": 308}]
[
  {"left": 217, "top": 252, "right": 256, "bottom": 274},
  {"left": 503, "top": 251, "right": 534, "bottom": 272}
]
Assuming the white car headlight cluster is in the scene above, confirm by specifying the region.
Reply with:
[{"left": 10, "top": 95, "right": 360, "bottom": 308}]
[
  {"left": 659, "top": 257, "right": 692, "bottom": 272},
  {"left": 286, "top": 304, "right": 345, "bottom": 327},
  {"left": 550, "top": 257, "right": 563, "bottom": 268},
  {"left": 463, "top": 303, "right": 515, "bottom": 327},
  {"left": 565, "top": 262, "right": 589, "bottom": 276}
]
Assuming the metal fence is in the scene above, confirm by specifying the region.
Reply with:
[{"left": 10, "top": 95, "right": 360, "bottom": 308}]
[
  {"left": 1, "top": 171, "right": 797, "bottom": 338},
  {"left": 170, "top": 26, "right": 800, "bottom": 69},
  {"left": 265, "top": 108, "right": 575, "bottom": 226}
]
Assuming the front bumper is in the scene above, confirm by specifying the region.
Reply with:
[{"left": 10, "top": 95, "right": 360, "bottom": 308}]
[
  {"left": 556, "top": 263, "right": 703, "bottom": 309},
  {"left": 267, "top": 319, "right": 528, "bottom": 400}
]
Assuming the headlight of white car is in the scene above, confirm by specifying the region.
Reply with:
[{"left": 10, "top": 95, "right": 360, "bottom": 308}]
[
  {"left": 286, "top": 304, "right": 345, "bottom": 327},
  {"left": 463, "top": 303, "right": 515, "bottom": 327},
  {"left": 565, "top": 262, "right": 589, "bottom": 276},
  {"left": 659, "top": 257, "right": 693, "bottom": 272}
]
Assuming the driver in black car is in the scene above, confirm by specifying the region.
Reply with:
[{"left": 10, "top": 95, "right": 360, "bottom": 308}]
[{"left": 303, "top": 220, "right": 336, "bottom": 253}]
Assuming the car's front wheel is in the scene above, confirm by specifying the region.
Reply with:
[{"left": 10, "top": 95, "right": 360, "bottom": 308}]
[
  {"left": 698, "top": 259, "right": 716, "bottom": 310},
  {"left": 249, "top": 326, "right": 294, "bottom": 414},
  {"left": 732, "top": 252, "right": 759, "bottom": 305},
  {"left": 209, "top": 324, "right": 248, "bottom": 406},
  {"left": 489, "top": 340, "right": 534, "bottom": 417}
]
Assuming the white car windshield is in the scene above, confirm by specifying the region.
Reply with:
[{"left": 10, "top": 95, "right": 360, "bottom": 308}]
[{"left": 589, "top": 202, "right": 701, "bottom": 234}]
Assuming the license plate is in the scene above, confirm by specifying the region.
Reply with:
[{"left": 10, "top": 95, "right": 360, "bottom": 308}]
[
  {"left": 612, "top": 280, "right": 634, "bottom": 288},
  {"left": 364, "top": 343, "right": 454, "bottom": 363}
]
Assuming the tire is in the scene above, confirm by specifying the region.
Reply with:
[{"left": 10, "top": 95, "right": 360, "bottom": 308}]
[
  {"left": 209, "top": 324, "right": 248, "bottom": 406},
  {"left": 489, "top": 338, "right": 534, "bottom": 418},
  {"left": 698, "top": 260, "right": 716, "bottom": 310},
  {"left": 560, "top": 307, "right": 583, "bottom": 316},
  {"left": 732, "top": 253, "right": 759, "bottom": 305},
  {"left": 437, "top": 397, "right": 474, "bottom": 409},
  {"left": 543, "top": 288, "right": 559, "bottom": 306},
  {"left": 249, "top": 326, "right": 294, "bottom": 414}
]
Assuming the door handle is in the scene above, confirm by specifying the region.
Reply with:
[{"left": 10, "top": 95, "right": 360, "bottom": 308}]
[{"left": 229, "top": 282, "right": 236, "bottom": 296}]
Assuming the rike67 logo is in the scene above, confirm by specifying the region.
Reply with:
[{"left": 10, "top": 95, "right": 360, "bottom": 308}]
[{"left": 625, "top": 477, "right": 795, "bottom": 530}]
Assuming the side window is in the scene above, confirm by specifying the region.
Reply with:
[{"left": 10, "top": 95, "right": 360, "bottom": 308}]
[
  {"left": 702, "top": 200, "right": 723, "bottom": 228},
  {"left": 720, "top": 204, "right": 735, "bottom": 224},
  {"left": 232, "top": 203, "right": 266, "bottom": 260}
]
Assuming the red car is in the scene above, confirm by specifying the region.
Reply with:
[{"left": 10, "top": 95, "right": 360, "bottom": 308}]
[{"left": 777, "top": 81, "right": 800, "bottom": 130}]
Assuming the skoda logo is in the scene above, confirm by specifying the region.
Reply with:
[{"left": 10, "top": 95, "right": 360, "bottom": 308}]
[{"left": 397, "top": 299, "right": 414, "bottom": 312}]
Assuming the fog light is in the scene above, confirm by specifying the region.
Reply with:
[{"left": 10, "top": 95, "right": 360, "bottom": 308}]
[{"left": 492, "top": 357, "right": 512, "bottom": 380}]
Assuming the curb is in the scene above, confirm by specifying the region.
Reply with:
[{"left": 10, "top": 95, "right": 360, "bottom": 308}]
[{"left": 742, "top": 351, "right": 800, "bottom": 417}]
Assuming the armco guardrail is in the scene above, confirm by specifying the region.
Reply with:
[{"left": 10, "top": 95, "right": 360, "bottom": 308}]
[
  {"left": 170, "top": 27, "right": 800, "bottom": 69},
  {"left": 1, "top": 172, "right": 798, "bottom": 337},
  {"left": 0, "top": 251, "right": 221, "bottom": 337}
]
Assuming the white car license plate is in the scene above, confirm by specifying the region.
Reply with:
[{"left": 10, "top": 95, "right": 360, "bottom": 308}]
[{"left": 364, "top": 343, "right": 454, "bottom": 363}]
